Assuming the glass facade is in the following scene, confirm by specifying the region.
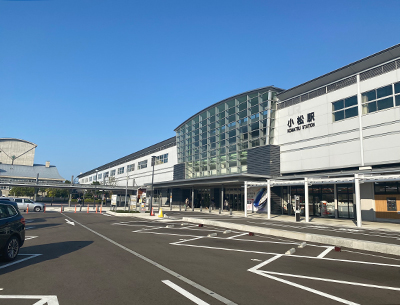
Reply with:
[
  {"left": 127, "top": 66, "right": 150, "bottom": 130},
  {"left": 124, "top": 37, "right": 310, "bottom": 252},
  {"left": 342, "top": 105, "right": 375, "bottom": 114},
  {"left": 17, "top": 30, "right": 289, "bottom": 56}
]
[{"left": 175, "top": 88, "right": 279, "bottom": 179}]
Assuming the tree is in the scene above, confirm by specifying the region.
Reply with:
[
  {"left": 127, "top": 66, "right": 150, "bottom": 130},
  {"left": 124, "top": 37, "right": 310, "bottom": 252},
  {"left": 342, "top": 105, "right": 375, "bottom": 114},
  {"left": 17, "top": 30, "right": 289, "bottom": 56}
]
[{"left": 9, "top": 187, "right": 35, "bottom": 197}]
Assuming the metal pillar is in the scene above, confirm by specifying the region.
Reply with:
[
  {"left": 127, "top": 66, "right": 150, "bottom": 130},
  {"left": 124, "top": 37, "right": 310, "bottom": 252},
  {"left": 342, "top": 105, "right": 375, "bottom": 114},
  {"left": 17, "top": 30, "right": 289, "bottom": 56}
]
[
  {"left": 170, "top": 190, "right": 172, "bottom": 211},
  {"left": 304, "top": 177, "right": 309, "bottom": 222},
  {"left": 355, "top": 174, "right": 362, "bottom": 228},
  {"left": 191, "top": 188, "right": 194, "bottom": 212},
  {"left": 221, "top": 186, "right": 224, "bottom": 212},
  {"left": 244, "top": 181, "right": 247, "bottom": 217},
  {"left": 124, "top": 174, "right": 128, "bottom": 211},
  {"left": 267, "top": 180, "right": 271, "bottom": 219}
]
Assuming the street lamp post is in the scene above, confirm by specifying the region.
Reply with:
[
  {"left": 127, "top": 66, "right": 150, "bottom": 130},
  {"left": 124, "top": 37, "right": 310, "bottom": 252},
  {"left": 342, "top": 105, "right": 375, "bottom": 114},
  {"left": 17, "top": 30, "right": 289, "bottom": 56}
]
[{"left": 149, "top": 156, "right": 156, "bottom": 213}]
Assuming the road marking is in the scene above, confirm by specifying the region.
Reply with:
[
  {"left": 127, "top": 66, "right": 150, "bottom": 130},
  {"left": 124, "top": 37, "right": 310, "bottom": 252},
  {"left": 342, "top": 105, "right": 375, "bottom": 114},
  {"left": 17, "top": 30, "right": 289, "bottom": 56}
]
[
  {"left": 253, "top": 271, "right": 359, "bottom": 305},
  {"left": 171, "top": 237, "right": 204, "bottom": 245},
  {"left": 0, "top": 254, "right": 42, "bottom": 269},
  {"left": 65, "top": 219, "right": 75, "bottom": 226},
  {"left": 0, "top": 295, "right": 59, "bottom": 305},
  {"left": 64, "top": 214, "right": 237, "bottom": 305},
  {"left": 227, "top": 233, "right": 248, "bottom": 239},
  {"left": 162, "top": 280, "right": 210, "bottom": 305},
  {"left": 25, "top": 236, "right": 38, "bottom": 241},
  {"left": 317, "top": 246, "right": 334, "bottom": 258},
  {"left": 251, "top": 259, "right": 262, "bottom": 262},
  {"left": 341, "top": 249, "right": 400, "bottom": 261},
  {"left": 259, "top": 271, "right": 400, "bottom": 291}
]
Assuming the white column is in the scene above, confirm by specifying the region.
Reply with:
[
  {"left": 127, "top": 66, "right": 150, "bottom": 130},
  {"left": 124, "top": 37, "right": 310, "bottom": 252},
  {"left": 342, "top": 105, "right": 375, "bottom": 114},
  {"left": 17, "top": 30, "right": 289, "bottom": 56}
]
[
  {"left": 334, "top": 184, "right": 338, "bottom": 218},
  {"left": 356, "top": 74, "right": 365, "bottom": 166},
  {"left": 354, "top": 174, "right": 362, "bottom": 228},
  {"left": 304, "top": 178, "right": 309, "bottom": 222},
  {"left": 244, "top": 181, "right": 247, "bottom": 218},
  {"left": 267, "top": 180, "right": 271, "bottom": 219}
]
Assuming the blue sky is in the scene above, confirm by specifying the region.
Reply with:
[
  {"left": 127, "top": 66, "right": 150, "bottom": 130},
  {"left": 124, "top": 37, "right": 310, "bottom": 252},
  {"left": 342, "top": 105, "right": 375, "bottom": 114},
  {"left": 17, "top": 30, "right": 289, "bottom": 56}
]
[{"left": 1, "top": 0, "right": 399, "bottom": 180}]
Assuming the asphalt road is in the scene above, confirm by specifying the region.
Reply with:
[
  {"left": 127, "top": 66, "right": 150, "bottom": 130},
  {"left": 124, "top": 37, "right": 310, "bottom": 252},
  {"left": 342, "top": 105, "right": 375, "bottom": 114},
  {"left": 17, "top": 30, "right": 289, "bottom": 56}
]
[{"left": 1, "top": 211, "right": 400, "bottom": 305}]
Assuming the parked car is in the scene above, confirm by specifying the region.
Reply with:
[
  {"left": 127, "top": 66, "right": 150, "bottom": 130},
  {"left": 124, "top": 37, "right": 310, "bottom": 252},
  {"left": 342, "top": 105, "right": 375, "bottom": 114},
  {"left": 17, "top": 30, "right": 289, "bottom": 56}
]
[
  {"left": 0, "top": 200, "right": 25, "bottom": 261},
  {"left": 13, "top": 198, "right": 44, "bottom": 212}
]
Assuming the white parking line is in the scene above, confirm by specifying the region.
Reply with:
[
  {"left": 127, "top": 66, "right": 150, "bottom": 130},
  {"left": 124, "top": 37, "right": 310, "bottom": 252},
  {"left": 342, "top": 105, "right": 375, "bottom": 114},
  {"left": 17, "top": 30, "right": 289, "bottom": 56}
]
[
  {"left": 227, "top": 233, "right": 248, "bottom": 239},
  {"left": 0, "top": 254, "right": 42, "bottom": 269},
  {"left": 0, "top": 295, "right": 59, "bottom": 305},
  {"left": 317, "top": 246, "right": 335, "bottom": 258},
  {"left": 162, "top": 280, "right": 210, "bottom": 305}
]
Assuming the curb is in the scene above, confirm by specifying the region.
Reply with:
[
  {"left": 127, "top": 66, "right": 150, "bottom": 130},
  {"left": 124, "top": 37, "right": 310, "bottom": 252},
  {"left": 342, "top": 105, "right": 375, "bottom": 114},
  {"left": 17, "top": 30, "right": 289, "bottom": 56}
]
[{"left": 182, "top": 217, "right": 400, "bottom": 257}]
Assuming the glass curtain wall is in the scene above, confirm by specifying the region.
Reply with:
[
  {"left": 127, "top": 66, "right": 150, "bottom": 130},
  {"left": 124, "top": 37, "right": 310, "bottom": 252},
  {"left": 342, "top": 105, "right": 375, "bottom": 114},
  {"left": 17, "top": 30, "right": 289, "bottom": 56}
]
[{"left": 176, "top": 89, "right": 277, "bottom": 179}]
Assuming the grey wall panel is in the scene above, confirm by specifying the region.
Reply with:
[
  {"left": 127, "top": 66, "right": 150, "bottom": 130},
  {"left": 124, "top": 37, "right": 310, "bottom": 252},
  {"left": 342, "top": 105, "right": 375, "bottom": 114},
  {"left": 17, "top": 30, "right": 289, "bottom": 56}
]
[
  {"left": 173, "top": 163, "right": 185, "bottom": 180},
  {"left": 247, "top": 145, "right": 280, "bottom": 176}
]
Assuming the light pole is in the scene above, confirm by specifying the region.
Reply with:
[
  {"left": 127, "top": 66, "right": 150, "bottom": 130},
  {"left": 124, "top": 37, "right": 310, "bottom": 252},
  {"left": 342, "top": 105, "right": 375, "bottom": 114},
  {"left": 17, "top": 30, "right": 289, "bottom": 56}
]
[{"left": 149, "top": 156, "right": 156, "bottom": 213}]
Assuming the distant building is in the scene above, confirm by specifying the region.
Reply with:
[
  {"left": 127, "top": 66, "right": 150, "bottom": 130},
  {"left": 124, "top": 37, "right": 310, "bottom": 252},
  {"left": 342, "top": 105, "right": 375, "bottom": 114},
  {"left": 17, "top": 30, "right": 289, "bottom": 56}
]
[{"left": 0, "top": 138, "right": 64, "bottom": 196}]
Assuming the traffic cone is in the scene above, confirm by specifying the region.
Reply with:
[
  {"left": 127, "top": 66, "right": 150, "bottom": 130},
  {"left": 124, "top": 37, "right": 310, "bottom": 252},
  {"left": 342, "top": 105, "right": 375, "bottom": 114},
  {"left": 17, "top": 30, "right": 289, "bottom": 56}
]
[
  {"left": 95, "top": 205, "right": 98, "bottom": 213},
  {"left": 74, "top": 205, "right": 77, "bottom": 213},
  {"left": 158, "top": 208, "right": 164, "bottom": 218},
  {"left": 150, "top": 207, "right": 155, "bottom": 216},
  {"left": 87, "top": 205, "right": 89, "bottom": 213},
  {"left": 26, "top": 204, "right": 29, "bottom": 214}
]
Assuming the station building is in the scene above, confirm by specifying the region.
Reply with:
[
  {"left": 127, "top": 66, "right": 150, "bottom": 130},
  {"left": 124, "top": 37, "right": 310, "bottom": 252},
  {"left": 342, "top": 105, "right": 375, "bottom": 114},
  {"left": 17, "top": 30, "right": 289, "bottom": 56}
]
[{"left": 78, "top": 44, "right": 400, "bottom": 224}]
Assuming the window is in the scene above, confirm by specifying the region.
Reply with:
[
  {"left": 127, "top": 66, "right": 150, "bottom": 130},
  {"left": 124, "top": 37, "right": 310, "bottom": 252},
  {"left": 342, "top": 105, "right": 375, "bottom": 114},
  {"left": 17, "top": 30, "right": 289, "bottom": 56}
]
[
  {"left": 6, "top": 205, "right": 17, "bottom": 217},
  {"left": 110, "top": 170, "right": 116, "bottom": 176},
  {"left": 362, "top": 85, "right": 394, "bottom": 114},
  {"left": 138, "top": 160, "right": 147, "bottom": 169},
  {"left": 104, "top": 172, "right": 109, "bottom": 179},
  {"left": 117, "top": 167, "right": 124, "bottom": 175},
  {"left": 98, "top": 173, "right": 102, "bottom": 179},
  {"left": 395, "top": 82, "right": 400, "bottom": 106},
  {"left": 154, "top": 153, "right": 168, "bottom": 165},
  {"left": 89, "top": 176, "right": 92, "bottom": 182},
  {"left": 127, "top": 164, "right": 135, "bottom": 172},
  {"left": 332, "top": 95, "right": 358, "bottom": 122}
]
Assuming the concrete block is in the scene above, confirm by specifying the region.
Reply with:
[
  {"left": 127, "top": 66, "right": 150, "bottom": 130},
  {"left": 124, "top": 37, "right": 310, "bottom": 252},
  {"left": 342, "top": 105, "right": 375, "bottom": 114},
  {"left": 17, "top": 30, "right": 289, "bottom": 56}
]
[
  {"left": 285, "top": 248, "right": 296, "bottom": 255},
  {"left": 207, "top": 233, "right": 217, "bottom": 237}
]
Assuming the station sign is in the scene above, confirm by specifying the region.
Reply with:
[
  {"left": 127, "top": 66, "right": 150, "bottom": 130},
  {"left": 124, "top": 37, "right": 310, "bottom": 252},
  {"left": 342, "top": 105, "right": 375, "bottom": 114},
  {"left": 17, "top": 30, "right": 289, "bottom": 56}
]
[{"left": 287, "top": 112, "right": 315, "bottom": 133}]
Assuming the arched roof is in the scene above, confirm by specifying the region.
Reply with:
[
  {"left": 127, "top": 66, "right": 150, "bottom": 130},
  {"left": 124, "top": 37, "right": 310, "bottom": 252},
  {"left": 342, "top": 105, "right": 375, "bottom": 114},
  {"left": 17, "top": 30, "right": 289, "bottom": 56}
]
[
  {"left": 0, "top": 138, "right": 37, "bottom": 147},
  {"left": 174, "top": 85, "right": 284, "bottom": 131}
]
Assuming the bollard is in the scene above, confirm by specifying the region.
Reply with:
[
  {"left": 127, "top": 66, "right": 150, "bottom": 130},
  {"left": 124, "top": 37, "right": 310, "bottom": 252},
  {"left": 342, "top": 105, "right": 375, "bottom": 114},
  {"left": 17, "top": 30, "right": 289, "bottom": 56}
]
[
  {"left": 200, "top": 206, "right": 202, "bottom": 212},
  {"left": 209, "top": 207, "right": 211, "bottom": 213},
  {"left": 74, "top": 205, "right": 77, "bottom": 213},
  {"left": 26, "top": 204, "right": 29, "bottom": 214},
  {"left": 87, "top": 205, "right": 89, "bottom": 213},
  {"left": 185, "top": 205, "right": 187, "bottom": 211},
  {"left": 230, "top": 208, "right": 232, "bottom": 216},
  {"left": 219, "top": 208, "right": 221, "bottom": 214}
]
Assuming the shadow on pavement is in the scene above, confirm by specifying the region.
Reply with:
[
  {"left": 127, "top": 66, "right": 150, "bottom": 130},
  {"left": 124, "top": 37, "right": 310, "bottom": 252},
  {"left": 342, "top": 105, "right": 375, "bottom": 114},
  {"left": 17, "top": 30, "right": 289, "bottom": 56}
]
[{"left": 0, "top": 241, "right": 93, "bottom": 274}]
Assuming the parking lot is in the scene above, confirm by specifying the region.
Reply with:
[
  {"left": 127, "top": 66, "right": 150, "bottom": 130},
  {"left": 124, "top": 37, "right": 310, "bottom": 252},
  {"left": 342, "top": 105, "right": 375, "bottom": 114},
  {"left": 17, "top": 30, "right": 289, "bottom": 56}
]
[{"left": 1, "top": 211, "right": 400, "bottom": 304}]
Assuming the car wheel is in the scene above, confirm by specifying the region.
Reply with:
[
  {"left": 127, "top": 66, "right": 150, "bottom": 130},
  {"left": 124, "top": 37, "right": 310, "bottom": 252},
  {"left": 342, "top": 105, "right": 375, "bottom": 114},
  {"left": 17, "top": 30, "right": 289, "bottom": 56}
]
[
  {"left": 3, "top": 236, "right": 19, "bottom": 261},
  {"left": 34, "top": 206, "right": 41, "bottom": 212}
]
